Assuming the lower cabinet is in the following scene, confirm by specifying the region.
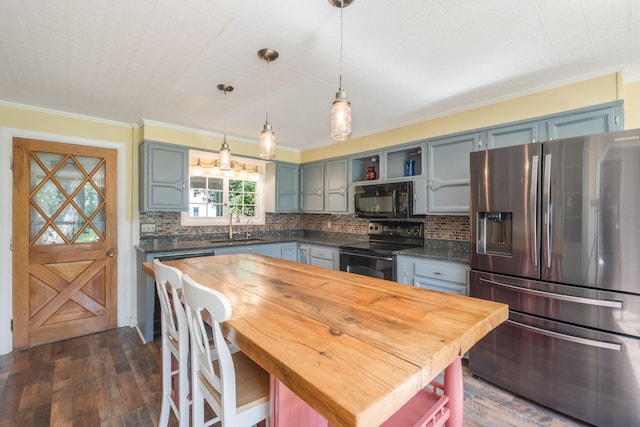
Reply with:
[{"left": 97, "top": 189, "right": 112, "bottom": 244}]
[
  {"left": 299, "top": 243, "right": 339, "bottom": 270},
  {"left": 214, "top": 242, "right": 298, "bottom": 261},
  {"left": 395, "top": 255, "right": 469, "bottom": 295}
]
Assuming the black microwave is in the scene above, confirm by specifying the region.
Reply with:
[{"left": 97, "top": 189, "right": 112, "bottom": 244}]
[{"left": 353, "top": 181, "right": 415, "bottom": 218}]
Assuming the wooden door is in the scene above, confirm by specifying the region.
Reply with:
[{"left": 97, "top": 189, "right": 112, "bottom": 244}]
[{"left": 12, "top": 138, "right": 118, "bottom": 349}]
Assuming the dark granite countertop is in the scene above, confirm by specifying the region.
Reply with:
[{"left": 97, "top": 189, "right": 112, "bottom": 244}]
[
  {"left": 135, "top": 231, "right": 366, "bottom": 255},
  {"left": 135, "top": 232, "right": 468, "bottom": 263},
  {"left": 396, "top": 239, "right": 470, "bottom": 264}
]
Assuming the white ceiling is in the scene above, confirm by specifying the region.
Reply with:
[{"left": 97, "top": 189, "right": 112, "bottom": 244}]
[{"left": 1, "top": 0, "right": 639, "bottom": 152}]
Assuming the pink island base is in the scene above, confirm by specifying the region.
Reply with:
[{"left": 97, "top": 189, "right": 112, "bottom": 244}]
[{"left": 270, "top": 357, "right": 463, "bottom": 427}]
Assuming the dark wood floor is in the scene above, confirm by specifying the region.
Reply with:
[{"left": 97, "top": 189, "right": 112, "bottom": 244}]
[
  {"left": 0, "top": 327, "right": 589, "bottom": 427},
  {"left": 0, "top": 327, "right": 173, "bottom": 427}
]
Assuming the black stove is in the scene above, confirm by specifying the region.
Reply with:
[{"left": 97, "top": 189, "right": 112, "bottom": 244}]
[{"left": 339, "top": 221, "right": 424, "bottom": 280}]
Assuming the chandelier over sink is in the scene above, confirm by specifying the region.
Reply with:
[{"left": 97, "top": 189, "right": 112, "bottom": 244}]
[{"left": 217, "top": 84, "right": 234, "bottom": 170}]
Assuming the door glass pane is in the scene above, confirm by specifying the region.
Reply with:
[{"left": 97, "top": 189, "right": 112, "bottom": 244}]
[
  {"left": 35, "top": 152, "right": 63, "bottom": 172},
  {"left": 36, "top": 225, "right": 64, "bottom": 244},
  {"left": 77, "top": 156, "right": 100, "bottom": 175},
  {"left": 54, "top": 158, "right": 82, "bottom": 195},
  {"left": 34, "top": 180, "right": 64, "bottom": 217},
  {"left": 30, "top": 205, "right": 46, "bottom": 240},
  {"left": 92, "top": 207, "right": 105, "bottom": 236},
  {"left": 55, "top": 204, "right": 85, "bottom": 241},
  {"left": 91, "top": 164, "right": 105, "bottom": 193},
  {"left": 78, "top": 226, "right": 99, "bottom": 243},
  {"left": 30, "top": 161, "right": 46, "bottom": 192},
  {"left": 74, "top": 181, "right": 102, "bottom": 217}
]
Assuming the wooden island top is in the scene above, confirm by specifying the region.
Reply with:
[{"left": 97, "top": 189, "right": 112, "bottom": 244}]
[{"left": 142, "top": 254, "right": 507, "bottom": 427}]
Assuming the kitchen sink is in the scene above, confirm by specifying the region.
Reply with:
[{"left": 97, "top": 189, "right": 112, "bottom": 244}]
[{"left": 207, "top": 238, "right": 268, "bottom": 246}]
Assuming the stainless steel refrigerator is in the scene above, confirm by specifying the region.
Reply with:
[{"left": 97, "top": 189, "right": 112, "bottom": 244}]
[{"left": 468, "top": 129, "right": 640, "bottom": 426}]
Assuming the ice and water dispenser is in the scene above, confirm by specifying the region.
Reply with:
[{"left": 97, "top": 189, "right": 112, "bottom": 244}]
[{"left": 476, "top": 212, "right": 513, "bottom": 256}]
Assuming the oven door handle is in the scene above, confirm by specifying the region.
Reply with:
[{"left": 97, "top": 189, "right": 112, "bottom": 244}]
[
  {"left": 506, "top": 319, "right": 622, "bottom": 351},
  {"left": 340, "top": 251, "right": 393, "bottom": 262},
  {"left": 480, "top": 277, "right": 623, "bottom": 308}
]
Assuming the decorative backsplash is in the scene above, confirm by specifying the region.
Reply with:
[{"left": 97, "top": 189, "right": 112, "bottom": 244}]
[{"left": 139, "top": 212, "right": 469, "bottom": 241}]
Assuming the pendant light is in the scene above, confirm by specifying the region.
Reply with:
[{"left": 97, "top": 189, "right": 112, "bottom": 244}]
[
  {"left": 217, "top": 83, "right": 233, "bottom": 170},
  {"left": 258, "top": 48, "right": 279, "bottom": 160},
  {"left": 330, "top": 0, "right": 353, "bottom": 142}
]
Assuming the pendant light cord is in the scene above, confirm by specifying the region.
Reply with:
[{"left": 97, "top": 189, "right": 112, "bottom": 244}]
[
  {"left": 339, "top": 0, "right": 344, "bottom": 90},
  {"left": 266, "top": 58, "right": 271, "bottom": 124},
  {"left": 223, "top": 89, "right": 228, "bottom": 141}
]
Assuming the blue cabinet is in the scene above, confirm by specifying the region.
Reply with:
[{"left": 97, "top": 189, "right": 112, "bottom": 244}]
[
  {"left": 298, "top": 243, "right": 339, "bottom": 270},
  {"left": 540, "top": 102, "right": 623, "bottom": 140},
  {"left": 300, "top": 163, "right": 324, "bottom": 212},
  {"left": 324, "top": 158, "right": 348, "bottom": 213},
  {"left": 425, "top": 101, "right": 623, "bottom": 214},
  {"left": 266, "top": 162, "right": 300, "bottom": 213},
  {"left": 213, "top": 242, "right": 297, "bottom": 260},
  {"left": 396, "top": 255, "right": 469, "bottom": 295},
  {"left": 139, "top": 140, "right": 188, "bottom": 212},
  {"left": 426, "top": 133, "right": 478, "bottom": 214}
]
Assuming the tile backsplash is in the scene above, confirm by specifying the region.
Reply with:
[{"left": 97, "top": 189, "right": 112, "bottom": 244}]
[{"left": 139, "top": 212, "right": 469, "bottom": 241}]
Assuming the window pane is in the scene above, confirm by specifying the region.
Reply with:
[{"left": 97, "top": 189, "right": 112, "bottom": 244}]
[
  {"left": 229, "top": 180, "right": 243, "bottom": 191},
  {"left": 244, "top": 181, "right": 256, "bottom": 192},
  {"left": 208, "top": 178, "right": 223, "bottom": 190},
  {"left": 190, "top": 189, "right": 207, "bottom": 203},
  {"left": 190, "top": 204, "right": 206, "bottom": 217},
  {"left": 243, "top": 193, "right": 255, "bottom": 204},
  {"left": 208, "top": 204, "right": 224, "bottom": 217},
  {"left": 191, "top": 176, "right": 206, "bottom": 189}
]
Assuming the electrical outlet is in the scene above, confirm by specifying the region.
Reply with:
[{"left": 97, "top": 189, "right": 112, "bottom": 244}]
[{"left": 141, "top": 223, "right": 156, "bottom": 233}]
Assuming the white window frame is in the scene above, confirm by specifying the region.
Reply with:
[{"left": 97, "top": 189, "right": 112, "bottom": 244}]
[{"left": 181, "top": 153, "right": 266, "bottom": 226}]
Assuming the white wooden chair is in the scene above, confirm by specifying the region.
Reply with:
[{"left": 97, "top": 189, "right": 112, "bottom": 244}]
[
  {"left": 154, "top": 259, "right": 191, "bottom": 427},
  {"left": 181, "top": 274, "right": 270, "bottom": 427}
]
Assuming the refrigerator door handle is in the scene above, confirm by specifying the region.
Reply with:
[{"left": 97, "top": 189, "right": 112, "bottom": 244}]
[
  {"left": 505, "top": 319, "right": 622, "bottom": 351},
  {"left": 544, "top": 153, "right": 552, "bottom": 269},
  {"left": 480, "top": 277, "right": 624, "bottom": 308},
  {"left": 530, "top": 155, "right": 539, "bottom": 267}
]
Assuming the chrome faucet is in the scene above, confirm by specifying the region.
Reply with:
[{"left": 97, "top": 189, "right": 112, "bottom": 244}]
[
  {"left": 228, "top": 210, "right": 239, "bottom": 240},
  {"left": 246, "top": 219, "right": 254, "bottom": 240}
]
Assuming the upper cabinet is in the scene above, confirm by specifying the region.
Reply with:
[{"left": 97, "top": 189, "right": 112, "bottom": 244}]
[
  {"left": 300, "top": 162, "right": 324, "bottom": 212},
  {"left": 384, "top": 145, "right": 425, "bottom": 181},
  {"left": 426, "top": 133, "right": 478, "bottom": 214},
  {"left": 300, "top": 158, "right": 348, "bottom": 214},
  {"left": 350, "top": 153, "right": 381, "bottom": 184},
  {"left": 541, "top": 102, "right": 623, "bottom": 140},
  {"left": 324, "top": 158, "right": 348, "bottom": 213},
  {"left": 480, "top": 120, "right": 539, "bottom": 150},
  {"left": 139, "top": 140, "right": 188, "bottom": 212},
  {"left": 265, "top": 162, "right": 300, "bottom": 213},
  {"left": 424, "top": 101, "right": 623, "bottom": 214}
]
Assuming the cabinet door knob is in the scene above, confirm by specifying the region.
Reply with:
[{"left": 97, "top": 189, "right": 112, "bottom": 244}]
[{"left": 107, "top": 249, "right": 116, "bottom": 257}]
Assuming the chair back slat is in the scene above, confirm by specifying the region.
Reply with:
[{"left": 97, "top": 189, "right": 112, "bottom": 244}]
[
  {"left": 153, "top": 259, "right": 191, "bottom": 427},
  {"left": 182, "top": 274, "right": 237, "bottom": 422}
]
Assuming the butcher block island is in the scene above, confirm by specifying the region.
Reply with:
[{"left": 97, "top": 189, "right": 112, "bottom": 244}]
[{"left": 142, "top": 254, "right": 507, "bottom": 427}]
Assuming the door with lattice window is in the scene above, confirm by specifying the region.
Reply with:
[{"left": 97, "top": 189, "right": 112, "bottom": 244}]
[{"left": 12, "top": 138, "right": 117, "bottom": 349}]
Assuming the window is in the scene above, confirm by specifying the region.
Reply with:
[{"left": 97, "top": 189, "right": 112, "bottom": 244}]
[{"left": 181, "top": 154, "right": 265, "bottom": 226}]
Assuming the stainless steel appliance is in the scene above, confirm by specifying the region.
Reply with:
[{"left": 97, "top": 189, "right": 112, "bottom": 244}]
[
  {"left": 353, "top": 181, "right": 422, "bottom": 218},
  {"left": 339, "top": 221, "right": 424, "bottom": 280},
  {"left": 468, "top": 129, "right": 640, "bottom": 426}
]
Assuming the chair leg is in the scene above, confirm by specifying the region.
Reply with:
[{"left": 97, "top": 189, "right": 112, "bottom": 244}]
[
  {"left": 192, "top": 386, "right": 205, "bottom": 427},
  {"left": 178, "top": 353, "right": 190, "bottom": 426},
  {"left": 158, "top": 340, "right": 171, "bottom": 427}
]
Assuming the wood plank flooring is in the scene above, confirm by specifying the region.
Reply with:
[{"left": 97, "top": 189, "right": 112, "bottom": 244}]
[{"left": 0, "top": 327, "right": 590, "bottom": 427}]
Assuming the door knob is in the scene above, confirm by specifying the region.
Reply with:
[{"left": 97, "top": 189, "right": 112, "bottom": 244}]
[{"left": 106, "top": 249, "right": 116, "bottom": 257}]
